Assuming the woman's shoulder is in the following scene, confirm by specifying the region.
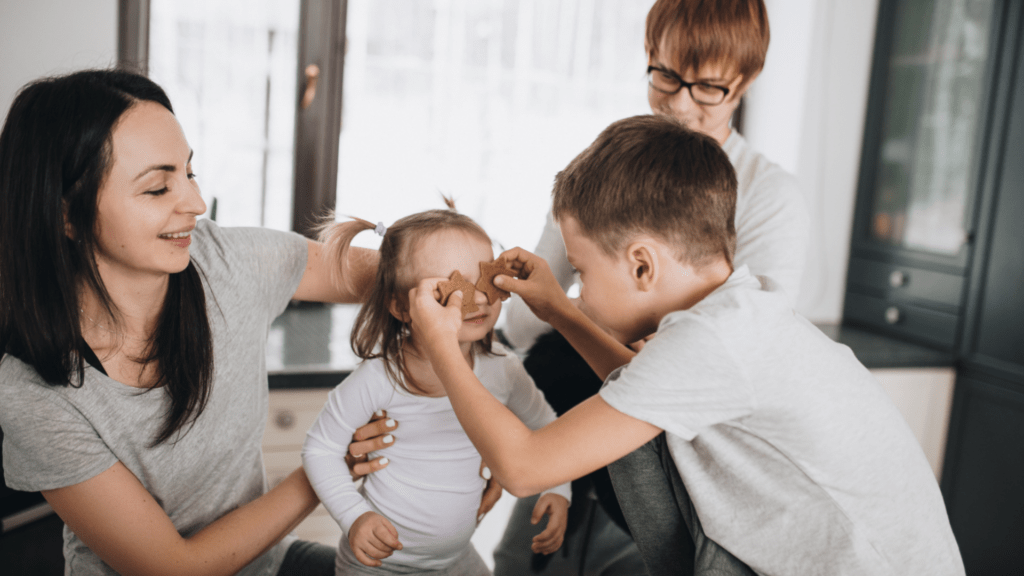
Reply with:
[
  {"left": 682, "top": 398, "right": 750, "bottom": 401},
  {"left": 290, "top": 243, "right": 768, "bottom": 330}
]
[
  {"left": 0, "top": 355, "right": 84, "bottom": 446},
  {"left": 0, "top": 354, "right": 56, "bottom": 399},
  {"left": 189, "top": 219, "right": 307, "bottom": 271},
  {"left": 723, "top": 132, "right": 800, "bottom": 193}
]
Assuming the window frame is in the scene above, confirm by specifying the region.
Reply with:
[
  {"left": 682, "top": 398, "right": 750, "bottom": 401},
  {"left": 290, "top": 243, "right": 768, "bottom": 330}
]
[{"left": 117, "top": 0, "right": 346, "bottom": 237}]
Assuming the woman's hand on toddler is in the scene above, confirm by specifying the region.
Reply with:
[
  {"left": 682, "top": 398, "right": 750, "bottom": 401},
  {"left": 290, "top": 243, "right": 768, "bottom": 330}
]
[
  {"left": 349, "top": 511, "right": 403, "bottom": 567},
  {"left": 346, "top": 409, "right": 397, "bottom": 481},
  {"left": 530, "top": 493, "right": 569, "bottom": 555},
  {"left": 495, "top": 247, "right": 574, "bottom": 324},
  {"left": 477, "top": 461, "right": 503, "bottom": 523}
]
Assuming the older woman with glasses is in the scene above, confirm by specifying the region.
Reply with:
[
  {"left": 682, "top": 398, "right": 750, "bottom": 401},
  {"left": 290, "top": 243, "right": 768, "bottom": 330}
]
[{"left": 504, "top": 0, "right": 809, "bottom": 355}]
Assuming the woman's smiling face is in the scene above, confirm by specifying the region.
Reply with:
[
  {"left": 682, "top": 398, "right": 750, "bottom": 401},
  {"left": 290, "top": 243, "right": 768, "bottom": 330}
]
[{"left": 92, "top": 101, "right": 207, "bottom": 282}]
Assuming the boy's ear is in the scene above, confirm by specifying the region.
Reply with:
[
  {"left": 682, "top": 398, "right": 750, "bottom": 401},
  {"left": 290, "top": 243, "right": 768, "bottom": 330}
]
[
  {"left": 626, "top": 241, "right": 658, "bottom": 291},
  {"left": 388, "top": 297, "right": 411, "bottom": 323}
]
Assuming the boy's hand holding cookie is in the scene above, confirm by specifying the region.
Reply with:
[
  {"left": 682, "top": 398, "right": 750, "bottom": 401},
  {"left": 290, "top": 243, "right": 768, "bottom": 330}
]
[
  {"left": 349, "top": 511, "right": 403, "bottom": 567},
  {"left": 530, "top": 493, "right": 569, "bottom": 555},
  {"left": 495, "top": 247, "right": 575, "bottom": 323}
]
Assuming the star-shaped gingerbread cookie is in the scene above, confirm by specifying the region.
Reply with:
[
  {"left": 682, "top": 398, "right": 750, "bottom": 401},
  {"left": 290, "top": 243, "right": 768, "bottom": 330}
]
[
  {"left": 437, "top": 270, "right": 479, "bottom": 314},
  {"left": 476, "top": 256, "right": 517, "bottom": 304}
]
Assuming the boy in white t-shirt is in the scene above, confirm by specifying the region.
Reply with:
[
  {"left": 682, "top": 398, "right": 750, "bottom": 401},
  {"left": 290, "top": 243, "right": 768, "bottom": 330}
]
[{"left": 407, "top": 114, "right": 965, "bottom": 576}]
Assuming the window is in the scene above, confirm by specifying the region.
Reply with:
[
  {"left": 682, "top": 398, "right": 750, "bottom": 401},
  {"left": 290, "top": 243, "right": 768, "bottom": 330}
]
[
  {"left": 124, "top": 0, "right": 654, "bottom": 252},
  {"left": 339, "top": 0, "right": 652, "bottom": 252},
  {"left": 148, "top": 0, "right": 301, "bottom": 230}
]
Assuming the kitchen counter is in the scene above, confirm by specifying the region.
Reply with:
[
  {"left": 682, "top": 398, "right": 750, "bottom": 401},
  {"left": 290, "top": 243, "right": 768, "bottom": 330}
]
[{"left": 267, "top": 303, "right": 956, "bottom": 389}]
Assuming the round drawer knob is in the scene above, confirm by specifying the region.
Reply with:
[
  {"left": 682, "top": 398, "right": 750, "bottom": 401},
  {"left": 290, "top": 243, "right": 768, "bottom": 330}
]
[
  {"left": 274, "top": 410, "right": 296, "bottom": 429},
  {"left": 884, "top": 306, "right": 901, "bottom": 325},
  {"left": 888, "top": 270, "right": 906, "bottom": 288}
]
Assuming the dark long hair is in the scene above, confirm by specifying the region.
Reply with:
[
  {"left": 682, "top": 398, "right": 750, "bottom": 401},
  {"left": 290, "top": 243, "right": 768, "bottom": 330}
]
[
  {"left": 319, "top": 205, "right": 496, "bottom": 394},
  {"left": 0, "top": 69, "right": 214, "bottom": 446}
]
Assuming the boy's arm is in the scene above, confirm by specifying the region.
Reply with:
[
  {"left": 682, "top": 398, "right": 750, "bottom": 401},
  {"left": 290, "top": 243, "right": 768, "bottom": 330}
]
[
  {"left": 495, "top": 247, "right": 636, "bottom": 381},
  {"left": 409, "top": 282, "right": 661, "bottom": 497}
]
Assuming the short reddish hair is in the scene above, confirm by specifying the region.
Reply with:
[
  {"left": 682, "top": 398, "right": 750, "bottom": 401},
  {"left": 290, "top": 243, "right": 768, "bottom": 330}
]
[{"left": 646, "top": 0, "right": 770, "bottom": 87}]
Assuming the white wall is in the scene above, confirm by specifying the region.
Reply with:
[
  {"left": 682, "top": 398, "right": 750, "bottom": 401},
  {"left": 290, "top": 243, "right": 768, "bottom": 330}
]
[
  {"left": 0, "top": 0, "right": 118, "bottom": 125},
  {"left": 745, "top": 0, "right": 881, "bottom": 323}
]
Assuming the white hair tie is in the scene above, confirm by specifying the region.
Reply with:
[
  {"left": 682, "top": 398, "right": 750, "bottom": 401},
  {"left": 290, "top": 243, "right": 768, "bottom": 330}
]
[{"left": 374, "top": 222, "right": 387, "bottom": 237}]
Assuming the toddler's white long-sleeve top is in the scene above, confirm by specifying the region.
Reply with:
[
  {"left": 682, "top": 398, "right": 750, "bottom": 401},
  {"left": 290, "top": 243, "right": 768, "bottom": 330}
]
[{"left": 303, "top": 343, "right": 571, "bottom": 571}]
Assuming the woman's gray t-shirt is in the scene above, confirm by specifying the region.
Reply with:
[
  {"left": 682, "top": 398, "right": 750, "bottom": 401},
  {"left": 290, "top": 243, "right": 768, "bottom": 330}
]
[{"left": 0, "top": 218, "right": 308, "bottom": 576}]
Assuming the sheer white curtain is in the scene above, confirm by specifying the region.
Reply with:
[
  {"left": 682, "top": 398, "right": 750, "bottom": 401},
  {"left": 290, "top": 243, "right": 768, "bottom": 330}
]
[
  {"left": 149, "top": 0, "right": 300, "bottom": 230},
  {"left": 337, "top": 0, "right": 654, "bottom": 253}
]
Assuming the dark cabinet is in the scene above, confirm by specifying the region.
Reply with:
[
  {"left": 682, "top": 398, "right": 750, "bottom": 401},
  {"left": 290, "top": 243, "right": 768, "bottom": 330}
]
[
  {"left": 941, "top": 371, "right": 1024, "bottom": 574},
  {"left": 844, "top": 0, "right": 1002, "bottom": 349},
  {"left": 851, "top": 0, "right": 1024, "bottom": 573},
  {"left": 941, "top": 3, "right": 1024, "bottom": 572}
]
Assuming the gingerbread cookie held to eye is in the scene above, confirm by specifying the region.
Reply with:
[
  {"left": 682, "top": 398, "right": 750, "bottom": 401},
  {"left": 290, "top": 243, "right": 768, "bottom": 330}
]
[
  {"left": 476, "top": 257, "right": 517, "bottom": 304},
  {"left": 437, "top": 271, "right": 480, "bottom": 314}
]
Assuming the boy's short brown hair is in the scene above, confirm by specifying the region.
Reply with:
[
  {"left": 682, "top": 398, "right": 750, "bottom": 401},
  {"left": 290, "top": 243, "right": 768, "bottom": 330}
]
[
  {"left": 646, "top": 0, "right": 770, "bottom": 88},
  {"left": 551, "top": 114, "right": 737, "bottom": 268}
]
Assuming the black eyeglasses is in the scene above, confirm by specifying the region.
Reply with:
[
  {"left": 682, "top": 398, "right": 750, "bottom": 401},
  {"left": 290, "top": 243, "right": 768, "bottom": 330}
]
[{"left": 646, "top": 66, "right": 730, "bottom": 106}]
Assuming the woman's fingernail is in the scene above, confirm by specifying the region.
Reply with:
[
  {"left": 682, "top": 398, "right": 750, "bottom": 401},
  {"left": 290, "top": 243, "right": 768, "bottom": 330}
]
[
  {"left": 385, "top": 418, "right": 396, "bottom": 428},
  {"left": 379, "top": 457, "right": 389, "bottom": 466},
  {"left": 481, "top": 466, "right": 492, "bottom": 480},
  {"left": 383, "top": 434, "right": 394, "bottom": 444},
  {"left": 353, "top": 453, "right": 363, "bottom": 458},
  {"left": 477, "top": 513, "right": 485, "bottom": 522},
  {"left": 374, "top": 409, "right": 385, "bottom": 417}
]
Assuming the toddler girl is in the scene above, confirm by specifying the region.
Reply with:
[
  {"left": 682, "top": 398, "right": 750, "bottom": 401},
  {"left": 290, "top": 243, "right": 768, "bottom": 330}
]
[{"left": 303, "top": 208, "right": 570, "bottom": 575}]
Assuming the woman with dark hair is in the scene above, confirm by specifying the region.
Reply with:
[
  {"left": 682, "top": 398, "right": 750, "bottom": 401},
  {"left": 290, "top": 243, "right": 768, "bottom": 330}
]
[{"left": 0, "top": 69, "right": 376, "bottom": 576}]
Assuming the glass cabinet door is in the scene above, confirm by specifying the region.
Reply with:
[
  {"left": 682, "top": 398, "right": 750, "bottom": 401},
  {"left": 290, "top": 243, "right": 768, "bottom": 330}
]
[{"left": 869, "top": 0, "right": 996, "bottom": 256}]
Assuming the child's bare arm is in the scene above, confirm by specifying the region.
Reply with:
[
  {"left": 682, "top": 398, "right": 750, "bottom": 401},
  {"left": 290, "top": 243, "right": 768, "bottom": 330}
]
[
  {"left": 531, "top": 494, "right": 569, "bottom": 555},
  {"left": 408, "top": 281, "right": 661, "bottom": 496},
  {"left": 496, "top": 247, "right": 635, "bottom": 380}
]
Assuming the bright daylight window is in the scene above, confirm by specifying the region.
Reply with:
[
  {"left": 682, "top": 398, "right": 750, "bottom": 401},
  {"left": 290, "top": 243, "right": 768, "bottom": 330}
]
[
  {"left": 339, "top": 0, "right": 653, "bottom": 253},
  {"left": 148, "top": 0, "right": 300, "bottom": 231},
  {"left": 149, "top": 0, "right": 653, "bottom": 251}
]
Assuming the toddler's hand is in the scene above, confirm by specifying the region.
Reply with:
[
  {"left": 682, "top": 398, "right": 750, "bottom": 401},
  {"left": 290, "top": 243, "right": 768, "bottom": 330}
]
[
  {"left": 495, "top": 247, "right": 574, "bottom": 323},
  {"left": 530, "top": 493, "right": 569, "bottom": 555},
  {"left": 348, "top": 511, "right": 403, "bottom": 567}
]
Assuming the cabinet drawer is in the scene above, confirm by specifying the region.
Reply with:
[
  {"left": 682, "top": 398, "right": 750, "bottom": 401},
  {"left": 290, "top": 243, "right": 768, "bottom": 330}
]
[
  {"left": 263, "top": 389, "right": 332, "bottom": 449},
  {"left": 847, "top": 258, "right": 965, "bottom": 310},
  {"left": 844, "top": 292, "right": 959, "bottom": 349}
]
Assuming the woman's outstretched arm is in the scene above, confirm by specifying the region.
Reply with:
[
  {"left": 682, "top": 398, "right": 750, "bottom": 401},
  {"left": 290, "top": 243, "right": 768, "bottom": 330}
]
[
  {"left": 292, "top": 240, "right": 379, "bottom": 303},
  {"left": 42, "top": 463, "right": 319, "bottom": 576}
]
